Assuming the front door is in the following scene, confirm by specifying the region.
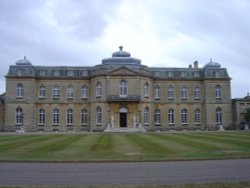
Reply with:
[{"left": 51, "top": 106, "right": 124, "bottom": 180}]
[{"left": 120, "top": 113, "right": 127, "bottom": 127}]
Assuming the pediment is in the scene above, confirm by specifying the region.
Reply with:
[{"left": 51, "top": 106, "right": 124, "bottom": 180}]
[{"left": 108, "top": 66, "right": 138, "bottom": 76}]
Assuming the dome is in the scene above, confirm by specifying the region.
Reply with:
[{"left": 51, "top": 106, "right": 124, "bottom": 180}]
[
  {"left": 112, "top": 46, "right": 131, "bottom": 57},
  {"left": 204, "top": 58, "right": 221, "bottom": 68},
  {"left": 16, "top": 56, "right": 32, "bottom": 66}
]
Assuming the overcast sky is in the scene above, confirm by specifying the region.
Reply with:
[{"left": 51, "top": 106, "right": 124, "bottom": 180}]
[{"left": 0, "top": 0, "right": 249, "bottom": 98}]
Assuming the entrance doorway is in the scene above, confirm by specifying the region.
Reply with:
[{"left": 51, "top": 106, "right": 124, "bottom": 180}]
[
  {"left": 119, "top": 107, "right": 128, "bottom": 128},
  {"left": 120, "top": 113, "right": 127, "bottom": 127}
]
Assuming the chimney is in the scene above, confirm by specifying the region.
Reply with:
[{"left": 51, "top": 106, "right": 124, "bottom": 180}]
[{"left": 194, "top": 61, "right": 198, "bottom": 69}]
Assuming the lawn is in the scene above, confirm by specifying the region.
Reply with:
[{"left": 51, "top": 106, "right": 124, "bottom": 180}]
[{"left": 0, "top": 131, "right": 250, "bottom": 162}]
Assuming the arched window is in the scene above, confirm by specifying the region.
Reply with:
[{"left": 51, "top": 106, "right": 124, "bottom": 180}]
[
  {"left": 120, "top": 80, "right": 127, "bottom": 97},
  {"left": 53, "top": 86, "right": 60, "bottom": 99},
  {"left": 16, "top": 83, "right": 24, "bottom": 98},
  {"left": 154, "top": 86, "right": 160, "bottom": 99},
  {"left": 215, "top": 85, "right": 221, "bottom": 99},
  {"left": 181, "top": 86, "right": 187, "bottom": 100},
  {"left": 194, "top": 108, "right": 201, "bottom": 124},
  {"left": 194, "top": 87, "right": 200, "bottom": 100},
  {"left": 81, "top": 86, "right": 88, "bottom": 99},
  {"left": 168, "top": 86, "right": 174, "bottom": 99},
  {"left": 16, "top": 107, "right": 23, "bottom": 125},
  {"left": 39, "top": 108, "right": 45, "bottom": 125},
  {"left": 96, "top": 82, "right": 102, "bottom": 97},
  {"left": 81, "top": 109, "right": 88, "bottom": 125},
  {"left": 67, "top": 85, "right": 74, "bottom": 99},
  {"left": 67, "top": 109, "right": 74, "bottom": 125},
  {"left": 39, "top": 86, "right": 46, "bottom": 98},
  {"left": 181, "top": 108, "right": 188, "bottom": 124},
  {"left": 144, "top": 82, "right": 149, "bottom": 97},
  {"left": 144, "top": 107, "right": 149, "bottom": 125},
  {"left": 168, "top": 108, "right": 174, "bottom": 124},
  {"left": 216, "top": 107, "right": 222, "bottom": 124},
  {"left": 53, "top": 109, "right": 59, "bottom": 125},
  {"left": 154, "top": 109, "right": 161, "bottom": 125},
  {"left": 96, "top": 107, "right": 102, "bottom": 124}
]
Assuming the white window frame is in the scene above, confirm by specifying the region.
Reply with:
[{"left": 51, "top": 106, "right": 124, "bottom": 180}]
[
  {"left": 39, "top": 108, "right": 45, "bottom": 125},
  {"left": 96, "top": 82, "right": 102, "bottom": 97},
  {"left": 168, "top": 108, "right": 174, "bottom": 124},
  {"left": 194, "top": 108, "right": 201, "bottom": 124},
  {"left": 154, "top": 86, "right": 160, "bottom": 99},
  {"left": 16, "top": 83, "right": 24, "bottom": 98},
  {"left": 96, "top": 107, "right": 102, "bottom": 125},
  {"left": 81, "top": 109, "right": 88, "bottom": 125},
  {"left": 216, "top": 107, "right": 223, "bottom": 124},
  {"left": 181, "top": 108, "right": 188, "bottom": 124},
  {"left": 144, "top": 107, "right": 149, "bottom": 125},
  {"left": 16, "top": 107, "right": 23, "bottom": 125},
  {"left": 120, "top": 80, "right": 127, "bottom": 97},
  {"left": 144, "top": 82, "right": 149, "bottom": 97},
  {"left": 154, "top": 109, "right": 161, "bottom": 125},
  {"left": 67, "top": 109, "right": 74, "bottom": 125},
  {"left": 39, "top": 86, "right": 46, "bottom": 99},
  {"left": 181, "top": 86, "right": 188, "bottom": 100},
  {"left": 53, "top": 86, "right": 60, "bottom": 99},
  {"left": 53, "top": 109, "right": 59, "bottom": 125},
  {"left": 168, "top": 86, "right": 174, "bottom": 100}
]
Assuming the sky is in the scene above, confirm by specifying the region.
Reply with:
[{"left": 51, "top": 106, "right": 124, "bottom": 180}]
[{"left": 0, "top": 0, "right": 249, "bottom": 98}]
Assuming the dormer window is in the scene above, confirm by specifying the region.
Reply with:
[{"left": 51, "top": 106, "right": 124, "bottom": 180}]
[
  {"left": 68, "top": 70, "right": 74, "bottom": 77},
  {"left": 53, "top": 70, "right": 60, "bottom": 77},
  {"left": 154, "top": 71, "right": 160, "bottom": 77}
]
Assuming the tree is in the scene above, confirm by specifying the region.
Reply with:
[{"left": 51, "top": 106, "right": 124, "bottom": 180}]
[{"left": 244, "top": 108, "right": 250, "bottom": 125}]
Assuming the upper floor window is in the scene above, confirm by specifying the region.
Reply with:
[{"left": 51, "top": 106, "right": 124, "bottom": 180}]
[
  {"left": 144, "top": 107, "right": 149, "bottom": 125},
  {"left": 81, "top": 109, "right": 88, "bottom": 125},
  {"left": 81, "top": 86, "right": 88, "bottom": 99},
  {"left": 144, "top": 82, "right": 149, "bottom": 97},
  {"left": 168, "top": 108, "right": 174, "bottom": 124},
  {"left": 16, "top": 107, "right": 23, "bottom": 125},
  {"left": 96, "top": 107, "right": 102, "bottom": 125},
  {"left": 67, "top": 85, "right": 74, "bottom": 99},
  {"left": 194, "top": 87, "right": 201, "bottom": 100},
  {"left": 215, "top": 85, "right": 222, "bottom": 99},
  {"left": 181, "top": 86, "right": 188, "bottom": 100},
  {"left": 39, "top": 86, "right": 46, "bottom": 99},
  {"left": 16, "top": 83, "right": 24, "bottom": 98},
  {"left": 216, "top": 107, "right": 222, "bottom": 124},
  {"left": 120, "top": 80, "right": 127, "bottom": 97},
  {"left": 96, "top": 82, "right": 102, "bottom": 97},
  {"left": 67, "top": 109, "right": 74, "bottom": 125},
  {"left": 181, "top": 108, "right": 188, "bottom": 124},
  {"left": 168, "top": 85, "right": 174, "bottom": 100},
  {"left": 154, "top": 86, "right": 160, "bottom": 99},
  {"left": 154, "top": 109, "right": 161, "bottom": 125},
  {"left": 53, "top": 86, "right": 60, "bottom": 99},
  {"left": 194, "top": 108, "right": 201, "bottom": 124},
  {"left": 38, "top": 108, "right": 45, "bottom": 125}
]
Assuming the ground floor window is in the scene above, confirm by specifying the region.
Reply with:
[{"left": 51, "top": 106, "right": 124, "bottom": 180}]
[
  {"left": 81, "top": 109, "right": 88, "bottom": 125},
  {"left": 39, "top": 108, "right": 45, "bottom": 125},
  {"left": 154, "top": 109, "right": 161, "bottom": 125},
  {"left": 16, "top": 107, "right": 23, "bottom": 125},
  {"left": 53, "top": 109, "right": 59, "bottom": 125}
]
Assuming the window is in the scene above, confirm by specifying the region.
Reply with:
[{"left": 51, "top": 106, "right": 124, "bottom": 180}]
[
  {"left": 16, "top": 83, "right": 24, "bottom": 98},
  {"left": 16, "top": 107, "right": 23, "bottom": 125},
  {"left": 144, "top": 107, "right": 149, "bottom": 125},
  {"left": 68, "top": 70, "right": 74, "bottom": 77},
  {"left": 120, "top": 80, "right": 127, "bottom": 97},
  {"left": 67, "top": 86, "right": 74, "bottom": 99},
  {"left": 168, "top": 108, "right": 174, "bottom": 124},
  {"left": 154, "top": 86, "right": 160, "bottom": 99},
  {"left": 154, "top": 109, "right": 161, "bottom": 125},
  {"left": 67, "top": 109, "right": 74, "bottom": 125},
  {"left": 81, "top": 109, "right": 88, "bottom": 125},
  {"left": 144, "top": 82, "right": 149, "bottom": 97},
  {"left": 181, "top": 108, "right": 188, "bottom": 124},
  {"left": 168, "top": 86, "right": 174, "bottom": 99},
  {"left": 194, "top": 87, "right": 200, "bottom": 100},
  {"left": 39, "top": 108, "right": 45, "bottom": 125},
  {"left": 96, "top": 107, "right": 102, "bottom": 124},
  {"left": 215, "top": 85, "right": 222, "bottom": 99},
  {"left": 216, "top": 107, "right": 222, "bottom": 124},
  {"left": 81, "top": 86, "right": 88, "bottom": 99},
  {"left": 53, "top": 70, "right": 60, "bottom": 76},
  {"left": 39, "top": 86, "right": 46, "bottom": 98},
  {"left": 53, "top": 109, "right": 59, "bottom": 125},
  {"left": 181, "top": 86, "right": 187, "bottom": 100},
  {"left": 96, "top": 82, "right": 102, "bottom": 97},
  {"left": 53, "top": 86, "right": 60, "bottom": 99},
  {"left": 194, "top": 108, "right": 201, "bottom": 124}
]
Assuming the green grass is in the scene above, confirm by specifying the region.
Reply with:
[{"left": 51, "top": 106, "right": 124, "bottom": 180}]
[{"left": 0, "top": 132, "right": 250, "bottom": 162}]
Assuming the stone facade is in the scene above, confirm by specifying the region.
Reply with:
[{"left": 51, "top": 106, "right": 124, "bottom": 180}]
[
  {"left": 232, "top": 94, "right": 250, "bottom": 129},
  {"left": 2, "top": 47, "right": 233, "bottom": 132}
]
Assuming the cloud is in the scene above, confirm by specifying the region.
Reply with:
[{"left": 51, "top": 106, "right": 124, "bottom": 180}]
[{"left": 0, "top": 0, "right": 249, "bottom": 97}]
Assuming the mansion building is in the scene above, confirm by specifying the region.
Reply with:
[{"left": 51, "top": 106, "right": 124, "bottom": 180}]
[{"left": 1, "top": 47, "right": 233, "bottom": 132}]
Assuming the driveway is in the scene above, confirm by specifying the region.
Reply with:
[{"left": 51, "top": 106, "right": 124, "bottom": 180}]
[{"left": 0, "top": 159, "right": 250, "bottom": 185}]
